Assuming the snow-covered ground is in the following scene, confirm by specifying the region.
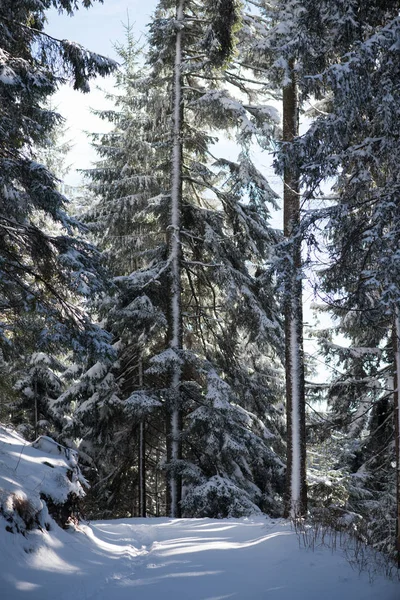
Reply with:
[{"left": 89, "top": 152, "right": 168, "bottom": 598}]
[{"left": 1, "top": 426, "right": 399, "bottom": 600}]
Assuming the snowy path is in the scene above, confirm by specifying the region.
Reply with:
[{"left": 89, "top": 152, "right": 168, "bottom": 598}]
[{"left": 1, "top": 517, "right": 399, "bottom": 599}]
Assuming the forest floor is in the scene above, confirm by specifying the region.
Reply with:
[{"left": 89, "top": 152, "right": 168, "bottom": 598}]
[
  {"left": 2, "top": 514, "right": 400, "bottom": 599},
  {"left": 1, "top": 425, "right": 400, "bottom": 599}
]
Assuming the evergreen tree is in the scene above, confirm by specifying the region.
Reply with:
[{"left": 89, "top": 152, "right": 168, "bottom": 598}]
[
  {"left": 233, "top": 3, "right": 400, "bottom": 548},
  {"left": 239, "top": 0, "right": 312, "bottom": 517},
  {"left": 274, "top": 0, "right": 400, "bottom": 561},
  {"left": 0, "top": 0, "right": 115, "bottom": 366},
  {"left": 56, "top": 28, "right": 169, "bottom": 518},
  {"left": 71, "top": 3, "right": 286, "bottom": 519}
]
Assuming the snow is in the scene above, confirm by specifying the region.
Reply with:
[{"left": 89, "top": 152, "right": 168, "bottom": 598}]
[
  {"left": 0, "top": 65, "right": 17, "bottom": 85},
  {"left": 0, "top": 424, "right": 399, "bottom": 599},
  {"left": 395, "top": 309, "right": 400, "bottom": 499},
  {"left": 1, "top": 515, "right": 399, "bottom": 600},
  {"left": 30, "top": 352, "right": 52, "bottom": 366},
  {"left": 0, "top": 427, "right": 85, "bottom": 510},
  {"left": 170, "top": 0, "right": 183, "bottom": 349}
]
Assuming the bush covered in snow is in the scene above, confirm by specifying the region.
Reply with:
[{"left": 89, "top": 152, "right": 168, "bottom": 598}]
[
  {"left": 0, "top": 426, "right": 87, "bottom": 533},
  {"left": 181, "top": 475, "right": 262, "bottom": 518}
]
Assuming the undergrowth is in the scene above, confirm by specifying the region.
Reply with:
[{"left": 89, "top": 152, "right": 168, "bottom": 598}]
[{"left": 291, "top": 510, "right": 400, "bottom": 582}]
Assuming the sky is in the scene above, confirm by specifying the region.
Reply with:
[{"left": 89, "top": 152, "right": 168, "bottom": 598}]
[
  {"left": 45, "top": 1, "right": 158, "bottom": 186},
  {"left": 47, "top": 1, "right": 156, "bottom": 59}
]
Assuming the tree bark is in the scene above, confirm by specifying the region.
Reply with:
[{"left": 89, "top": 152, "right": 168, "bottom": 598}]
[
  {"left": 282, "top": 60, "right": 307, "bottom": 518},
  {"left": 166, "top": 0, "right": 185, "bottom": 519},
  {"left": 394, "top": 310, "right": 400, "bottom": 567},
  {"left": 138, "top": 358, "right": 146, "bottom": 518},
  {"left": 34, "top": 375, "right": 39, "bottom": 440}
]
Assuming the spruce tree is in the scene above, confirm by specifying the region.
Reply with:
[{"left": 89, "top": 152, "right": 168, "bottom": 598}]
[
  {"left": 73, "top": 3, "right": 286, "bottom": 519},
  {"left": 274, "top": 0, "right": 400, "bottom": 561},
  {"left": 0, "top": 0, "right": 116, "bottom": 402},
  {"left": 238, "top": 0, "right": 400, "bottom": 525},
  {"left": 239, "top": 0, "right": 311, "bottom": 517}
]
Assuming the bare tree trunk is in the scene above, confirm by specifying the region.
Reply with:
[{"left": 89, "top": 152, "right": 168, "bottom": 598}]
[
  {"left": 139, "top": 421, "right": 146, "bottom": 517},
  {"left": 34, "top": 376, "right": 39, "bottom": 440},
  {"left": 166, "top": 0, "right": 184, "bottom": 519},
  {"left": 394, "top": 310, "right": 400, "bottom": 567},
  {"left": 155, "top": 447, "right": 160, "bottom": 517},
  {"left": 138, "top": 358, "right": 146, "bottom": 518},
  {"left": 282, "top": 60, "right": 307, "bottom": 518}
]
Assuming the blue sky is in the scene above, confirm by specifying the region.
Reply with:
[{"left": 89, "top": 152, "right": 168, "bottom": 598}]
[
  {"left": 45, "top": 1, "right": 157, "bottom": 185},
  {"left": 44, "top": 1, "right": 282, "bottom": 199},
  {"left": 47, "top": 1, "right": 156, "bottom": 60}
]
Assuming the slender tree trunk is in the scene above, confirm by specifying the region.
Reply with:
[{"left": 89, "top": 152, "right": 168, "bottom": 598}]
[
  {"left": 155, "top": 447, "right": 160, "bottom": 517},
  {"left": 138, "top": 358, "right": 146, "bottom": 518},
  {"left": 394, "top": 310, "right": 400, "bottom": 567},
  {"left": 166, "top": 0, "right": 184, "bottom": 518},
  {"left": 34, "top": 376, "right": 38, "bottom": 439},
  {"left": 282, "top": 60, "right": 307, "bottom": 518},
  {"left": 139, "top": 421, "right": 146, "bottom": 517}
]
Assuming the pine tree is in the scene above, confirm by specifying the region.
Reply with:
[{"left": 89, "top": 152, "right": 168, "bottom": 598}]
[
  {"left": 239, "top": 0, "right": 311, "bottom": 517},
  {"left": 64, "top": 27, "right": 170, "bottom": 518},
  {"left": 146, "top": 0, "right": 285, "bottom": 518}
]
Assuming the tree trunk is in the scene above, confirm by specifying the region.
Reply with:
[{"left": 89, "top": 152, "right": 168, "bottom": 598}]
[
  {"left": 282, "top": 60, "right": 307, "bottom": 518},
  {"left": 166, "top": 0, "right": 184, "bottom": 519},
  {"left": 394, "top": 310, "right": 400, "bottom": 567},
  {"left": 138, "top": 358, "right": 146, "bottom": 518},
  {"left": 155, "top": 447, "right": 160, "bottom": 517},
  {"left": 34, "top": 376, "right": 39, "bottom": 440},
  {"left": 139, "top": 421, "right": 146, "bottom": 517}
]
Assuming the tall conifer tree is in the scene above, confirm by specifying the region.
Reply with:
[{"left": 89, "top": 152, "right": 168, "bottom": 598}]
[
  {"left": 75, "top": 2, "right": 286, "bottom": 519},
  {"left": 0, "top": 0, "right": 116, "bottom": 435},
  {"left": 267, "top": 0, "right": 400, "bottom": 560},
  {"left": 0, "top": 1, "right": 115, "bottom": 339}
]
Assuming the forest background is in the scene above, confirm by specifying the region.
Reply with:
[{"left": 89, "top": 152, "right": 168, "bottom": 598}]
[{"left": 0, "top": 0, "right": 399, "bottom": 573}]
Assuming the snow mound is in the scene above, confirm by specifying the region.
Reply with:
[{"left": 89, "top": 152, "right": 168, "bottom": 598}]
[{"left": 0, "top": 425, "right": 86, "bottom": 533}]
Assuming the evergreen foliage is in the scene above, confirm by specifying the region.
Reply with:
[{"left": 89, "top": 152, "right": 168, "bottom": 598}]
[
  {"left": 237, "top": 0, "right": 400, "bottom": 557},
  {"left": 71, "top": 3, "right": 286, "bottom": 519},
  {"left": 0, "top": 0, "right": 117, "bottom": 441},
  {"left": 275, "top": 0, "right": 400, "bottom": 561},
  {"left": 0, "top": 0, "right": 116, "bottom": 361}
]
